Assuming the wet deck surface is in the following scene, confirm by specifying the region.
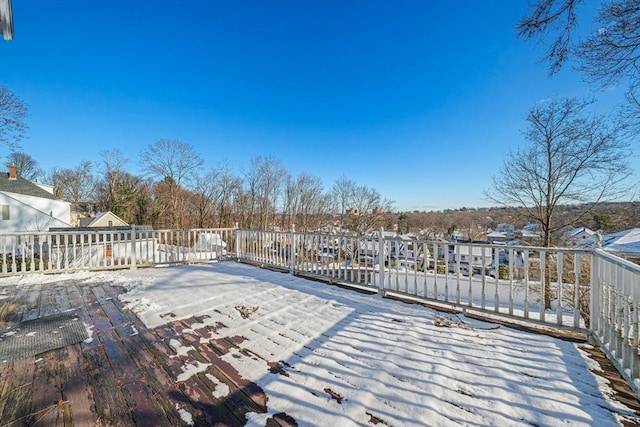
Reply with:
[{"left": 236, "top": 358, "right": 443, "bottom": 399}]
[
  {"left": 0, "top": 280, "right": 296, "bottom": 427},
  {"left": 0, "top": 275, "right": 639, "bottom": 426}
]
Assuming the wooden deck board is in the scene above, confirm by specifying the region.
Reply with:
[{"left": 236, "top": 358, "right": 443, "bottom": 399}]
[
  {"left": 59, "top": 344, "right": 98, "bottom": 427},
  {"left": 0, "top": 356, "right": 36, "bottom": 425},
  {"left": 100, "top": 327, "right": 170, "bottom": 426},
  {"left": 30, "top": 349, "right": 64, "bottom": 426},
  {"left": 23, "top": 283, "right": 42, "bottom": 321},
  {"left": 83, "top": 335, "right": 134, "bottom": 425},
  {"left": 114, "top": 327, "right": 190, "bottom": 426}
]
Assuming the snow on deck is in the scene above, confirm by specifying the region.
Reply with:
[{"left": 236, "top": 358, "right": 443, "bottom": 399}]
[{"left": 105, "top": 262, "right": 636, "bottom": 426}]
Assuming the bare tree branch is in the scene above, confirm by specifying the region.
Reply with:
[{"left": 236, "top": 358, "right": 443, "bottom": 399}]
[{"left": 0, "top": 86, "right": 28, "bottom": 151}]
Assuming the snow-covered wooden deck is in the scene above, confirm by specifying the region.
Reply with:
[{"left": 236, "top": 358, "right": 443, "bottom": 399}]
[
  {"left": 0, "top": 279, "right": 295, "bottom": 426},
  {"left": 0, "top": 263, "right": 639, "bottom": 426}
]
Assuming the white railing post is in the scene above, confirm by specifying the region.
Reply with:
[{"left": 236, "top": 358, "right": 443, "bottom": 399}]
[
  {"left": 130, "top": 224, "right": 137, "bottom": 270},
  {"left": 235, "top": 224, "right": 240, "bottom": 261},
  {"left": 290, "top": 224, "right": 296, "bottom": 274},
  {"left": 589, "top": 250, "right": 600, "bottom": 342},
  {"left": 378, "top": 227, "right": 385, "bottom": 293}
]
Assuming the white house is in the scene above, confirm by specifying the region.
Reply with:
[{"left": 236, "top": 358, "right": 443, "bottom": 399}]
[
  {"left": 602, "top": 228, "right": 640, "bottom": 260},
  {"left": 0, "top": 165, "right": 71, "bottom": 232},
  {"left": 487, "top": 223, "right": 514, "bottom": 244},
  {"left": 564, "top": 226, "right": 601, "bottom": 247},
  {"left": 449, "top": 245, "right": 493, "bottom": 275}
]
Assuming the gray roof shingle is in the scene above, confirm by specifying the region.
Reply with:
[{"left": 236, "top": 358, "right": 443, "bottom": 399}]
[{"left": 0, "top": 172, "right": 59, "bottom": 200}]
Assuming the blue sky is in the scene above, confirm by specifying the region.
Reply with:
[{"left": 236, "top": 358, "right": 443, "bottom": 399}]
[{"left": 1, "top": 1, "right": 632, "bottom": 211}]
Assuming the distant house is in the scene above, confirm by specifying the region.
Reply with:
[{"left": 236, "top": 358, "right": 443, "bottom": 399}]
[
  {"left": 0, "top": 165, "right": 71, "bottom": 232},
  {"left": 517, "top": 222, "right": 543, "bottom": 244},
  {"left": 449, "top": 245, "right": 492, "bottom": 275},
  {"left": 564, "top": 226, "right": 600, "bottom": 248},
  {"left": 602, "top": 228, "right": 640, "bottom": 260},
  {"left": 487, "top": 223, "right": 514, "bottom": 244},
  {"left": 78, "top": 211, "right": 128, "bottom": 228}
]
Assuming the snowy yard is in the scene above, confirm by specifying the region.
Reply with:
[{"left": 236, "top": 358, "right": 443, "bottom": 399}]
[{"left": 107, "top": 262, "right": 635, "bottom": 426}]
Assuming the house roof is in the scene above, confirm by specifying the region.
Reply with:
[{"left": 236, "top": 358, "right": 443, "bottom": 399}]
[
  {"left": 79, "top": 211, "right": 129, "bottom": 227},
  {"left": 567, "top": 226, "right": 597, "bottom": 239},
  {"left": 602, "top": 228, "right": 640, "bottom": 257},
  {"left": 0, "top": 172, "right": 59, "bottom": 200}
]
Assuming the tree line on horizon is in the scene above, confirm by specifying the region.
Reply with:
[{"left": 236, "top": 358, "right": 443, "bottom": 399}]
[
  {"left": 4, "top": 145, "right": 638, "bottom": 243},
  {"left": 2, "top": 143, "right": 394, "bottom": 233}
]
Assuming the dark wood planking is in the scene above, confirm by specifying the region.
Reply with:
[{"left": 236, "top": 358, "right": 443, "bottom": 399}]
[
  {"left": 59, "top": 344, "right": 98, "bottom": 427},
  {"left": 0, "top": 356, "right": 36, "bottom": 425}
]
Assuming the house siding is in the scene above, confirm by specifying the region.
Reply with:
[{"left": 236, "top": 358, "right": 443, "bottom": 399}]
[{"left": 0, "top": 192, "right": 71, "bottom": 232}]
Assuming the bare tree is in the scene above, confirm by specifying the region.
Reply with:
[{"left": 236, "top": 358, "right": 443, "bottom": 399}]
[
  {"left": 451, "top": 212, "right": 486, "bottom": 242},
  {"left": 191, "top": 168, "right": 220, "bottom": 228},
  {"left": 4, "top": 151, "right": 41, "bottom": 181},
  {"left": 139, "top": 139, "right": 203, "bottom": 229},
  {"left": 487, "top": 97, "right": 631, "bottom": 245},
  {"left": 281, "top": 173, "right": 296, "bottom": 231},
  {"left": 348, "top": 186, "right": 394, "bottom": 234},
  {"left": 295, "top": 173, "right": 325, "bottom": 232},
  {"left": 213, "top": 161, "right": 242, "bottom": 228},
  {"left": 95, "top": 149, "right": 146, "bottom": 224},
  {"left": 486, "top": 97, "right": 631, "bottom": 307},
  {"left": 332, "top": 176, "right": 356, "bottom": 231},
  {"left": 51, "top": 160, "right": 97, "bottom": 208},
  {"left": 0, "top": 86, "right": 28, "bottom": 152},
  {"left": 516, "top": 0, "right": 581, "bottom": 75},
  {"left": 99, "top": 149, "right": 128, "bottom": 214},
  {"left": 242, "top": 156, "right": 285, "bottom": 230},
  {"left": 259, "top": 156, "right": 285, "bottom": 230},
  {"left": 241, "top": 158, "right": 260, "bottom": 229},
  {"left": 518, "top": 1, "right": 640, "bottom": 119}
]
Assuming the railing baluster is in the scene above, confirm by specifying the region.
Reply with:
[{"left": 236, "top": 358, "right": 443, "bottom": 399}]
[
  {"left": 524, "top": 250, "right": 530, "bottom": 319},
  {"left": 573, "top": 253, "right": 581, "bottom": 328},
  {"left": 540, "top": 251, "right": 546, "bottom": 323},
  {"left": 557, "top": 252, "right": 563, "bottom": 327},
  {"left": 455, "top": 245, "right": 461, "bottom": 305},
  {"left": 631, "top": 271, "right": 640, "bottom": 379},
  {"left": 467, "top": 245, "right": 473, "bottom": 308}
]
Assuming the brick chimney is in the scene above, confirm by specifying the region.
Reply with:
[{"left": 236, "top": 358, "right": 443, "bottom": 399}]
[{"left": 9, "top": 164, "right": 17, "bottom": 180}]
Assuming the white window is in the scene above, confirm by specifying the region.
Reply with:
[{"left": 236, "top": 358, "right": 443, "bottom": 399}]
[{"left": 1, "top": 205, "right": 9, "bottom": 220}]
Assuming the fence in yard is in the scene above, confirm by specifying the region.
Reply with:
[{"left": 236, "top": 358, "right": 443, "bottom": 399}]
[
  {"left": 0, "top": 226, "right": 236, "bottom": 274},
  {"left": 1, "top": 226, "right": 639, "bottom": 396},
  {"left": 235, "top": 229, "right": 640, "bottom": 397}
]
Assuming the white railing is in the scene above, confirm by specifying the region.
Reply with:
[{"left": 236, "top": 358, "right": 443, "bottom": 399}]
[
  {"left": 590, "top": 249, "right": 640, "bottom": 392},
  {"left": 235, "top": 229, "right": 591, "bottom": 328},
  {"left": 235, "top": 229, "right": 640, "bottom": 396},
  {"left": 0, "top": 227, "right": 236, "bottom": 275}
]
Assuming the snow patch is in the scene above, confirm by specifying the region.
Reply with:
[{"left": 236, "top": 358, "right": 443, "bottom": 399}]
[
  {"left": 205, "top": 373, "right": 230, "bottom": 398},
  {"left": 122, "top": 296, "right": 161, "bottom": 315},
  {"left": 175, "top": 404, "right": 194, "bottom": 426},
  {"left": 244, "top": 411, "right": 271, "bottom": 427},
  {"left": 83, "top": 322, "right": 95, "bottom": 343},
  {"left": 176, "top": 361, "right": 211, "bottom": 382},
  {"left": 169, "top": 339, "right": 194, "bottom": 358}
]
